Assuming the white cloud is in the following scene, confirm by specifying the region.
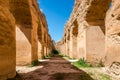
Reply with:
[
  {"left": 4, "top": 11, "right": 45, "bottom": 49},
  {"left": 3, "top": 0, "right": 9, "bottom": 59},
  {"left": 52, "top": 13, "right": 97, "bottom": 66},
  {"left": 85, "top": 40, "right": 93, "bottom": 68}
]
[{"left": 40, "top": 9, "right": 43, "bottom": 12}]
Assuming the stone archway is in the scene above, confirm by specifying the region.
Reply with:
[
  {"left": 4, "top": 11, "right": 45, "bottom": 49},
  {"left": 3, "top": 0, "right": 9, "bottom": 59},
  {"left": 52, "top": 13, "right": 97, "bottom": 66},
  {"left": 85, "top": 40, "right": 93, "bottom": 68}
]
[
  {"left": 43, "top": 33, "right": 47, "bottom": 56},
  {"left": 37, "top": 21, "right": 43, "bottom": 59},
  {"left": 85, "top": 0, "right": 111, "bottom": 64},
  {"left": 66, "top": 30, "right": 70, "bottom": 56},
  {"left": 10, "top": 0, "right": 34, "bottom": 65},
  {"left": 10, "top": 0, "right": 39, "bottom": 65},
  {"left": 0, "top": 4, "right": 16, "bottom": 79},
  {"left": 72, "top": 19, "right": 78, "bottom": 59},
  {"left": 0, "top": 0, "right": 54, "bottom": 79},
  {"left": 64, "top": 34, "right": 67, "bottom": 55}
]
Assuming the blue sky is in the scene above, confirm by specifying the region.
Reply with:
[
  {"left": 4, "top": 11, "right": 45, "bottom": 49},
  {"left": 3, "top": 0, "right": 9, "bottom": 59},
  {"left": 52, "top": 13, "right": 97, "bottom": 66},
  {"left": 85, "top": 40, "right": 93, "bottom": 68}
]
[{"left": 38, "top": 0, "right": 74, "bottom": 42}]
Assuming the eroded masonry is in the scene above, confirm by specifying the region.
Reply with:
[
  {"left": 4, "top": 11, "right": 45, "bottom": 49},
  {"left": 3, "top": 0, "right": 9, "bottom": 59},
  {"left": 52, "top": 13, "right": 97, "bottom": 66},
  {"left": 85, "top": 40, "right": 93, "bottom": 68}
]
[
  {"left": 56, "top": 0, "right": 120, "bottom": 66},
  {"left": 1, "top": 0, "right": 120, "bottom": 79},
  {"left": 0, "top": 0, "right": 54, "bottom": 79}
]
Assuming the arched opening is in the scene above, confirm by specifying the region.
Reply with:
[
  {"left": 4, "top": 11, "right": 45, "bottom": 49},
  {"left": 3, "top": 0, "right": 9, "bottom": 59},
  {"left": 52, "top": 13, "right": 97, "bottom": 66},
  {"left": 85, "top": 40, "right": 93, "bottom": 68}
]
[
  {"left": 72, "top": 19, "right": 78, "bottom": 58},
  {"left": 0, "top": 0, "right": 54, "bottom": 79},
  {"left": 86, "top": 0, "right": 111, "bottom": 34},
  {"left": 10, "top": 0, "right": 33, "bottom": 65},
  {"left": 37, "top": 21, "right": 43, "bottom": 59},
  {"left": 64, "top": 34, "right": 68, "bottom": 56},
  {"left": 43, "top": 33, "right": 47, "bottom": 56},
  {"left": 85, "top": 0, "right": 111, "bottom": 64},
  {"left": 10, "top": 0, "right": 39, "bottom": 66},
  {"left": 66, "top": 30, "right": 70, "bottom": 56}
]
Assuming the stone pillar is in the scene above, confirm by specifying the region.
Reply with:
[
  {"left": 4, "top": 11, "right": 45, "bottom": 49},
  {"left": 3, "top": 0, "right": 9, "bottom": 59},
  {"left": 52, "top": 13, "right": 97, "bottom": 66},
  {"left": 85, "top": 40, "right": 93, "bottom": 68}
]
[
  {"left": 0, "top": 5, "right": 16, "bottom": 79},
  {"left": 62, "top": 42, "right": 66, "bottom": 54},
  {"left": 77, "top": 24, "right": 86, "bottom": 59},
  {"left": 69, "top": 28, "right": 73, "bottom": 58},
  {"left": 37, "top": 21, "right": 43, "bottom": 59},
  {"left": 71, "top": 20, "right": 78, "bottom": 59},
  {"left": 43, "top": 33, "right": 47, "bottom": 56},
  {"left": 63, "top": 36, "right": 67, "bottom": 55},
  {"left": 85, "top": 0, "right": 111, "bottom": 64},
  {"left": 66, "top": 38, "right": 69, "bottom": 56},
  {"left": 10, "top": 0, "right": 39, "bottom": 65},
  {"left": 29, "top": 0, "right": 39, "bottom": 63},
  {"left": 72, "top": 35, "right": 78, "bottom": 58},
  {"left": 62, "top": 34, "right": 65, "bottom": 55},
  {"left": 31, "top": 23, "right": 38, "bottom": 62},
  {"left": 38, "top": 41, "right": 42, "bottom": 59}
]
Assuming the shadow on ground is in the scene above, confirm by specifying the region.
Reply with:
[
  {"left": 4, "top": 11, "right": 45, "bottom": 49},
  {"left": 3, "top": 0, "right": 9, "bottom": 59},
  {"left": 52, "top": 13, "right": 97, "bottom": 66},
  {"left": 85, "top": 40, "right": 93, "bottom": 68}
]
[{"left": 8, "top": 54, "right": 94, "bottom": 80}]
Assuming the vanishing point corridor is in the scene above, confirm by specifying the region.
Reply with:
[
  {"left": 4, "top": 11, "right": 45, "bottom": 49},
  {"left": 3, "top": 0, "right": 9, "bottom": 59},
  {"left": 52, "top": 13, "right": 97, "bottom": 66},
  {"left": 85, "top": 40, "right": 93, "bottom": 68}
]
[
  {"left": 16, "top": 54, "right": 93, "bottom": 80},
  {"left": 0, "top": 0, "right": 120, "bottom": 80}
]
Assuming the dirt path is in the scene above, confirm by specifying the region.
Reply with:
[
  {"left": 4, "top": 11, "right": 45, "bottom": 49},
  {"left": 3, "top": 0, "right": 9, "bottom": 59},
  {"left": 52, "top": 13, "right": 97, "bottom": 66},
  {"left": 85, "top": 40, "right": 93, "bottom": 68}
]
[{"left": 16, "top": 54, "right": 93, "bottom": 80}]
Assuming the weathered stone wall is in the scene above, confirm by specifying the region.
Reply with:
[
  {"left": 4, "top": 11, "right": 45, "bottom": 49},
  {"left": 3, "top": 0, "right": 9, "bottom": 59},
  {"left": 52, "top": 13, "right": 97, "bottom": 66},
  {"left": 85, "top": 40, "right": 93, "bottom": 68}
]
[
  {"left": 9, "top": 0, "right": 53, "bottom": 65},
  {"left": 0, "top": 0, "right": 16, "bottom": 79},
  {"left": 56, "top": 0, "right": 120, "bottom": 66},
  {"left": 10, "top": 0, "right": 33, "bottom": 65},
  {"left": 105, "top": 0, "right": 120, "bottom": 66},
  {"left": 0, "top": 0, "right": 54, "bottom": 79},
  {"left": 86, "top": 26, "right": 105, "bottom": 64},
  {"left": 9, "top": 0, "right": 39, "bottom": 65},
  {"left": 30, "top": 0, "right": 39, "bottom": 63}
]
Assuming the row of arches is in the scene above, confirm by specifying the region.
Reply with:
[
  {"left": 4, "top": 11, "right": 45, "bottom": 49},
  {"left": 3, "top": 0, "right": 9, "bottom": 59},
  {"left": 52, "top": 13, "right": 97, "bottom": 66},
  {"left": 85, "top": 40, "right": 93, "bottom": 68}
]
[
  {"left": 57, "top": 0, "right": 120, "bottom": 66},
  {"left": 0, "top": 0, "right": 54, "bottom": 79}
]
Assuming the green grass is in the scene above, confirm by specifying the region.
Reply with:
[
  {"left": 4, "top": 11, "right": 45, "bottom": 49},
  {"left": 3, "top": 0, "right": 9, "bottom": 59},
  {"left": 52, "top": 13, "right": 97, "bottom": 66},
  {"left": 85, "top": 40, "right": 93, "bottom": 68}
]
[
  {"left": 43, "top": 55, "right": 51, "bottom": 59},
  {"left": 85, "top": 69, "right": 111, "bottom": 80},
  {"left": 99, "top": 74, "right": 111, "bottom": 80},
  {"left": 64, "top": 56, "right": 73, "bottom": 60},
  {"left": 72, "top": 58, "right": 105, "bottom": 68},
  {"left": 71, "top": 58, "right": 111, "bottom": 80},
  {"left": 59, "top": 52, "right": 73, "bottom": 60},
  {"left": 97, "top": 60, "right": 105, "bottom": 67},
  {"left": 71, "top": 58, "right": 92, "bottom": 68},
  {"left": 29, "top": 60, "right": 39, "bottom": 67},
  {"left": 43, "top": 53, "right": 53, "bottom": 59},
  {"left": 59, "top": 53, "right": 68, "bottom": 57}
]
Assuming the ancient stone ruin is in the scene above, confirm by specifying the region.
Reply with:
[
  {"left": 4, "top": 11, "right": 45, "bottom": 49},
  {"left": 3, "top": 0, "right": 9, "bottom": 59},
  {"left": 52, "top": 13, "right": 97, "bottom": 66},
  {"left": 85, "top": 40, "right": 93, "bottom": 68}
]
[
  {"left": 0, "top": 0, "right": 120, "bottom": 79},
  {"left": 56, "top": 0, "right": 120, "bottom": 66},
  {"left": 0, "top": 0, "right": 54, "bottom": 79}
]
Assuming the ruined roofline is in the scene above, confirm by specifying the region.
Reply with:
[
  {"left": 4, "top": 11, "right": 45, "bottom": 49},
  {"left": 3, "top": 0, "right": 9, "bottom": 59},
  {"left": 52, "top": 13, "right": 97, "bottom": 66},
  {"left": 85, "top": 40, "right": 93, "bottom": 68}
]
[
  {"left": 62, "top": 0, "right": 82, "bottom": 40},
  {"left": 64, "top": 0, "right": 81, "bottom": 28}
]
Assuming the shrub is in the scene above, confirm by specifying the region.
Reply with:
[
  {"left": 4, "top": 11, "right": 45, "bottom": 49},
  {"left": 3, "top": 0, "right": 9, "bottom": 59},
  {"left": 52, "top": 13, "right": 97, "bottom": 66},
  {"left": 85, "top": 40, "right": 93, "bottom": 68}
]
[
  {"left": 72, "top": 58, "right": 92, "bottom": 68},
  {"left": 52, "top": 49, "right": 59, "bottom": 54},
  {"left": 29, "top": 60, "right": 39, "bottom": 67},
  {"left": 78, "top": 58, "right": 86, "bottom": 65},
  {"left": 99, "top": 74, "right": 111, "bottom": 80},
  {"left": 97, "top": 60, "right": 105, "bottom": 67},
  {"left": 43, "top": 53, "right": 53, "bottom": 59},
  {"left": 59, "top": 53, "right": 66, "bottom": 57}
]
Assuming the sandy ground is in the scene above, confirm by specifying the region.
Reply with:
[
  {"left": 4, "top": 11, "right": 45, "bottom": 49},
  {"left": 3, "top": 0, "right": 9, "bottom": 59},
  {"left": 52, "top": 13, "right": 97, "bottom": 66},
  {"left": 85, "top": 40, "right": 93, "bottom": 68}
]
[
  {"left": 80, "top": 68, "right": 120, "bottom": 80},
  {"left": 16, "top": 54, "right": 93, "bottom": 80},
  {"left": 15, "top": 54, "right": 120, "bottom": 80},
  {"left": 63, "top": 56, "right": 120, "bottom": 80}
]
